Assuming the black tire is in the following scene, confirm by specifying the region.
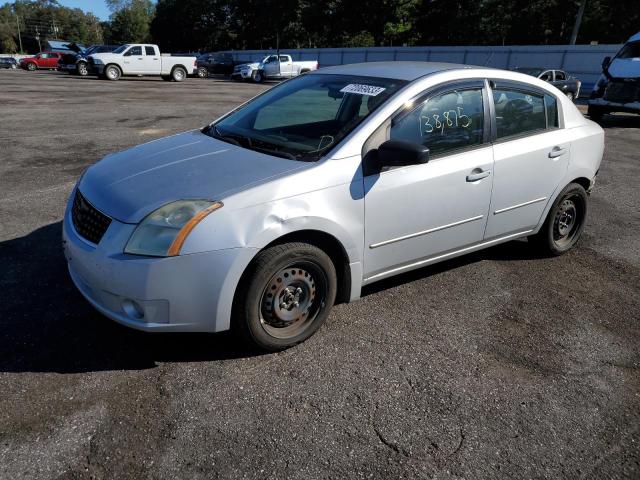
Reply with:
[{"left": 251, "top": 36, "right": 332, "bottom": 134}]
[
  {"left": 587, "top": 105, "right": 604, "bottom": 122},
  {"left": 233, "top": 242, "right": 337, "bottom": 351},
  {"left": 171, "top": 66, "right": 187, "bottom": 82},
  {"left": 26, "top": 62, "right": 36, "bottom": 71},
  {"left": 197, "top": 66, "right": 208, "bottom": 78},
  {"left": 252, "top": 70, "right": 264, "bottom": 83},
  {"left": 529, "top": 183, "right": 588, "bottom": 256},
  {"left": 77, "top": 62, "right": 88, "bottom": 76},
  {"left": 104, "top": 64, "right": 121, "bottom": 81}
]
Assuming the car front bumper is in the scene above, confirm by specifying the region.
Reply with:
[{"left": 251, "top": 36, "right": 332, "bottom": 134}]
[
  {"left": 89, "top": 64, "right": 105, "bottom": 75},
  {"left": 62, "top": 193, "right": 257, "bottom": 332}
]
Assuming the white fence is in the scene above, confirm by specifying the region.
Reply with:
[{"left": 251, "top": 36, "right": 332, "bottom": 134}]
[{"left": 227, "top": 44, "right": 622, "bottom": 92}]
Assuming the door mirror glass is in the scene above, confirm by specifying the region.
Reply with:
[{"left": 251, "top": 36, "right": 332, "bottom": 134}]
[{"left": 376, "top": 140, "right": 429, "bottom": 168}]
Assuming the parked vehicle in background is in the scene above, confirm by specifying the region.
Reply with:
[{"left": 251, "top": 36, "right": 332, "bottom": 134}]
[
  {"left": 0, "top": 57, "right": 18, "bottom": 69},
  {"left": 196, "top": 52, "right": 236, "bottom": 78},
  {"left": 64, "top": 62, "right": 603, "bottom": 351},
  {"left": 88, "top": 44, "right": 197, "bottom": 81},
  {"left": 513, "top": 67, "right": 581, "bottom": 101},
  {"left": 231, "top": 54, "right": 318, "bottom": 82},
  {"left": 19, "top": 52, "right": 63, "bottom": 71},
  {"left": 588, "top": 32, "right": 640, "bottom": 121},
  {"left": 58, "top": 43, "right": 120, "bottom": 76}
]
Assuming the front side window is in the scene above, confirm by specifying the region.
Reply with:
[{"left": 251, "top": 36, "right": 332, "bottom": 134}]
[
  {"left": 493, "top": 88, "right": 546, "bottom": 139},
  {"left": 209, "top": 74, "right": 407, "bottom": 160},
  {"left": 127, "top": 46, "right": 142, "bottom": 56},
  {"left": 145, "top": 46, "right": 155, "bottom": 55},
  {"left": 390, "top": 88, "right": 485, "bottom": 157},
  {"left": 539, "top": 71, "right": 552, "bottom": 81}
]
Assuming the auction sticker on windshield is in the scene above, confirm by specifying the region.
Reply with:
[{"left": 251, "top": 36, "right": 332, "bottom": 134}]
[{"left": 340, "top": 84, "right": 387, "bottom": 96}]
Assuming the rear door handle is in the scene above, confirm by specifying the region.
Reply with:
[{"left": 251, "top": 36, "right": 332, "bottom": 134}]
[
  {"left": 466, "top": 169, "right": 491, "bottom": 182},
  {"left": 549, "top": 147, "right": 567, "bottom": 158}
]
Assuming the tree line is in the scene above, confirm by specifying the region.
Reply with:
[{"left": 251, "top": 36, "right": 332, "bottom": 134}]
[{"left": 1, "top": 0, "right": 638, "bottom": 54}]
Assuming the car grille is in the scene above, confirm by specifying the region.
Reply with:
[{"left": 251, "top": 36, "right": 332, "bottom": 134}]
[
  {"left": 71, "top": 190, "right": 112, "bottom": 244},
  {"left": 604, "top": 81, "right": 640, "bottom": 102}
]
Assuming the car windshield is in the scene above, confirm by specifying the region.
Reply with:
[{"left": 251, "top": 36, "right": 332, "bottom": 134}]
[
  {"left": 617, "top": 41, "right": 640, "bottom": 59},
  {"left": 514, "top": 67, "right": 543, "bottom": 77},
  {"left": 207, "top": 74, "right": 407, "bottom": 161},
  {"left": 112, "top": 45, "right": 129, "bottom": 54}
]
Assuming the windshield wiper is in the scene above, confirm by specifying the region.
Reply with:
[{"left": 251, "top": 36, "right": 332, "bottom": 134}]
[
  {"left": 250, "top": 145, "right": 297, "bottom": 160},
  {"left": 204, "top": 124, "right": 243, "bottom": 146}
]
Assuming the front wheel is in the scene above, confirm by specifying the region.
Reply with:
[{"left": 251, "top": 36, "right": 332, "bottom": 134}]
[
  {"left": 77, "top": 62, "right": 88, "bottom": 76},
  {"left": 529, "top": 183, "right": 588, "bottom": 256},
  {"left": 233, "top": 243, "right": 337, "bottom": 351},
  {"left": 197, "top": 66, "right": 208, "bottom": 78},
  {"left": 252, "top": 70, "right": 264, "bottom": 83},
  {"left": 26, "top": 62, "right": 36, "bottom": 71}
]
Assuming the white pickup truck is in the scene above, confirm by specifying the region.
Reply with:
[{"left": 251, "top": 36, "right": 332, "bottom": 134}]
[
  {"left": 88, "top": 44, "right": 197, "bottom": 82},
  {"left": 231, "top": 54, "right": 318, "bottom": 83}
]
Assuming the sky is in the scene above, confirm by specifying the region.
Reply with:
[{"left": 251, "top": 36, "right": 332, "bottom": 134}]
[{"left": 56, "top": 0, "right": 112, "bottom": 21}]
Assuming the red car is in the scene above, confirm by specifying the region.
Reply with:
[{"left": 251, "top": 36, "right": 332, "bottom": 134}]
[{"left": 20, "top": 51, "right": 63, "bottom": 71}]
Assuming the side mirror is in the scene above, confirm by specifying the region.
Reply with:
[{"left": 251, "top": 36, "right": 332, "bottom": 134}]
[
  {"left": 377, "top": 140, "right": 429, "bottom": 168},
  {"left": 602, "top": 56, "right": 611, "bottom": 70}
]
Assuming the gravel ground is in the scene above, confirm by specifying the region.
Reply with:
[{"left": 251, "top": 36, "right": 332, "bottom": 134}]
[{"left": 0, "top": 69, "right": 638, "bottom": 480}]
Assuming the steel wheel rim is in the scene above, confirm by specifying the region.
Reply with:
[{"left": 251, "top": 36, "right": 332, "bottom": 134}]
[
  {"left": 553, "top": 195, "right": 582, "bottom": 248},
  {"left": 107, "top": 67, "right": 118, "bottom": 79},
  {"left": 78, "top": 64, "right": 87, "bottom": 75},
  {"left": 174, "top": 69, "right": 184, "bottom": 80},
  {"left": 259, "top": 261, "right": 327, "bottom": 340}
]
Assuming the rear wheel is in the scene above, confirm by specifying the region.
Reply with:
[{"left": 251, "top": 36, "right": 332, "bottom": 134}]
[
  {"left": 233, "top": 243, "right": 337, "bottom": 351},
  {"left": 529, "top": 183, "right": 588, "bottom": 256},
  {"left": 105, "top": 64, "right": 121, "bottom": 81},
  {"left": 171, "top": 66, "right": 186, "bottom": 82}
]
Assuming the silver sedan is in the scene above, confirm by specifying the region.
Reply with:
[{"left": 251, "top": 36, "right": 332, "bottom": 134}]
[{"left": 63, "top": 62, "right": 604, "bottom": 350}]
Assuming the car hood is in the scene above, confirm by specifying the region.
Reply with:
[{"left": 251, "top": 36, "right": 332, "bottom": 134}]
[
  {"left": 608, "top": 58, "right": 640, "bottom": 78},
  {"left": 79, "top": 130, "right": 311, "bottom": 223}
]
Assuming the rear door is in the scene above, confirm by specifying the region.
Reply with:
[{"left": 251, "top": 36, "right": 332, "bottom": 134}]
[
  {"left": 484, "top": 80, "right": 569, "bottom": 239},
  {"left": 279, "top": 55, "right": 293, "bottom": 77},
  {"left": 141, "top": 45, "right": 161, "bottom": 74}
]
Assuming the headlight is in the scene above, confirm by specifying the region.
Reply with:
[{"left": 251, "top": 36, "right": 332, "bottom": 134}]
[{"left": 124, "top": 200, "right": 223, "bottom": 257}]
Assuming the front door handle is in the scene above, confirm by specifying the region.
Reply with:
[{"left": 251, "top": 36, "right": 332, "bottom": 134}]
[
  {"left": 549, "top": 147, "right": 567, "bottom": 158},
  {"left": 466, "top": 169, "right": 491, "bottom": 182}
]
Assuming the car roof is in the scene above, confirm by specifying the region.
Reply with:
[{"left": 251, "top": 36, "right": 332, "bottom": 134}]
[{"left": 312, "top": 61, "right": 473, "bottom": 81}]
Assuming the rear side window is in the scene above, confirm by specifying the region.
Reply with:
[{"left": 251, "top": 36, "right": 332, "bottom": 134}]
[
  {"left": 390, "top": 88, "right": 485, "bottom": 157},
  {"left": 493, "top": 89, "right": 545, "bottom": 139},
  {"left": 145, "top": 46, "right": 155, "bottom": 55},
  {"left": 555, "top": 71, "right": 566, "bottom": 80},
  {"left": 545, "top": 94, "right": 559, "bottom": 128}
]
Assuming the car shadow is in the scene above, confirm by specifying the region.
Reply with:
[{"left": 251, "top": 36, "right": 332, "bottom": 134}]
[{"left": 0, "top": 222, "right": 265, "bottom": 374}]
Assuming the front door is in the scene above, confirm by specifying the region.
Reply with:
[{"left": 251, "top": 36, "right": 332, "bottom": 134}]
[
  {"left": 263, "top": 55, "right": 279, "bottom": 77},
  {"left": 363, "top": 82, "right": 494, "bottom": 281},
  {"left": 121, "top": 45, "right": 144, "bottom": 74},
  {"left": 484, "top": 81, "right": 570, "bottom": 238}
]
